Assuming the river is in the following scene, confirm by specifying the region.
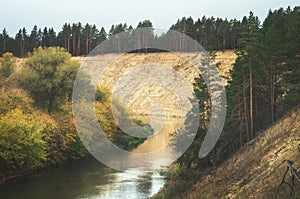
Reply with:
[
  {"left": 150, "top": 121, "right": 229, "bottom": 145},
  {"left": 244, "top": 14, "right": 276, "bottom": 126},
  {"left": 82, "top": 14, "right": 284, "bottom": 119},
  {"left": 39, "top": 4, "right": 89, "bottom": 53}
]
[
  {"left": 0, "top": 157, "right": 165, "bottom": 199},
  {"left": 0, "top": 119, "right": 181, "bottom": 199}
]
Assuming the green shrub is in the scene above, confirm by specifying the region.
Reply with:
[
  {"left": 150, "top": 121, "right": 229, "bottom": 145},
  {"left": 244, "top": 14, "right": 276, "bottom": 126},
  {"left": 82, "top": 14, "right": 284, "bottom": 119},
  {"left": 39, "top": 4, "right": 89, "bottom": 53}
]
[
  {"left": 0, "top": 52, "right": 16, "bottom": 80},
  {"left": 0, "top": 109, "right": 46, "bottom": 171}
]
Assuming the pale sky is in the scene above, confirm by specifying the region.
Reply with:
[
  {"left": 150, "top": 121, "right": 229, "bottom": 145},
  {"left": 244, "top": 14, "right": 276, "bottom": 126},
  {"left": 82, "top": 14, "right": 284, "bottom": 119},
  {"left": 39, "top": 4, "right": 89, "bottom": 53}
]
[{"left": 0, "top": 0, "right": 299, "bottom": 35}]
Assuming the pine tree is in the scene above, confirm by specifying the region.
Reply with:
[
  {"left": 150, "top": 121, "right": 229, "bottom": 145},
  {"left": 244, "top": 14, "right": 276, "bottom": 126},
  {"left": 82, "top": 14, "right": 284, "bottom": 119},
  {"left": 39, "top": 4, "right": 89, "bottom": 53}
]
[
  {"left": 48, "top": 28, "right": 56, "bottom": 47},
  {"left": 237, "top": 12, "right": 261, "bottom": 139},
  {"left": 1, "top": 28, "right": 9, "bottom": 54},
  {"left": 29, "top": 25, "right": 39, "bottom": 52},
  {"left": 15, "top": 29, "right": 23, "bottom": 57},
  {"left": 42, "top": 27, "right": 49, "bottom": 47},
  {"left": 83, "top": 23, "right": 91, "bottom": 55}
]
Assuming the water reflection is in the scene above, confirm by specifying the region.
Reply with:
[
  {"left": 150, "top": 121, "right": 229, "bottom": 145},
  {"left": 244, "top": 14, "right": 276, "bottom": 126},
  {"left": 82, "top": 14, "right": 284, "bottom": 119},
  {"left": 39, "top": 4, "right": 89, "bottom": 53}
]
[
  {"left": 90, "top": 169, "right": 165, "bottom": 199},
  {"left": 0, "top": 157, "right": 165, "bottom": 199}
]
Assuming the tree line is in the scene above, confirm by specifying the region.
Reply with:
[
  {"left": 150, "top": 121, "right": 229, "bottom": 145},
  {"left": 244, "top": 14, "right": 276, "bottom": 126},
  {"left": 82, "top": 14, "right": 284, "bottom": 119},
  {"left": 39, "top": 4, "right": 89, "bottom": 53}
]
[{"left": 0, "top": 13, "right": 263, "bottom": 57}]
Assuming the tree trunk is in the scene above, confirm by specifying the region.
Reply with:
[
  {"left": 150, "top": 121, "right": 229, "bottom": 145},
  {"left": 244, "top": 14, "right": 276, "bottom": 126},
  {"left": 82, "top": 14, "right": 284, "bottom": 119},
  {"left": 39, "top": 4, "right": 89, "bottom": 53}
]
[
  {"left": 67, "top": 36, "right": 70, "bottom": 53},
  {"left": 179, "top": 33, "right": 182, "bottom": 52},
  {"left": 72, "top": 34, "right": 76, "bottom": 56},
  {"left": 238, "top": 86, "right": 243, "bottom": 147},
  {"left": 3, "top": 38, "right": 6, "bottom": 53},
  {"left": 85, "top": 33, "right": 89, "bottom": 55},
  {"left": 249, "top": 57, "right": 254, "bottom": 139},
  {"left": 223, "top": 34, "right": 226, "bottom": 51},
  {"left": 20, "top": 38, "right": 24, "bottom": 57},
  {"left": 22, "top": 39, "right": 26, "bottom": 57},
  {"left": 117, "top": 35, "right": 120, "bottom": 53},
  {"left": 64, "top": 37, "right": 67, "bottom": 50},
  {"left": 270, "top": 62, "right": 275, "bottom": 124},
  {"left": 137, "top": 32, "right": 141, "bottom": 53},
  {"left": 77, "top": 35, "right": 81, "bottom": 55},
  {"left": 243, "top": 71, "right": 250, "bottom": 142}
]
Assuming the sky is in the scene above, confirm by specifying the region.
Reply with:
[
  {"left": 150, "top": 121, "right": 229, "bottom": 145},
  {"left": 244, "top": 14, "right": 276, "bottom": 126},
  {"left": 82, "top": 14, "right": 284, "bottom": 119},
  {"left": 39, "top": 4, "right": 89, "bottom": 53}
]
[{"left": 0, "top": 0, "right": 299, "bottom": 35}]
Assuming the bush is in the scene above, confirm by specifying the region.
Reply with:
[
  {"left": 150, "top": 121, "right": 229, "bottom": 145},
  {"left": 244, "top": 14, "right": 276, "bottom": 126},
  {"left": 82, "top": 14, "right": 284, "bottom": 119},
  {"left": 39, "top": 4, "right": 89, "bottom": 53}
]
[
  {"left": 0, "top": 88, "right": 57, "bottom": 175},
  {"left": 0, "top": 52, "right": 16, "bottom": 80},
  {"left": 18, "top": 47, "right": 79, "bottom": 113},
  {"left": 0, "top": 109, "right": 46, "bottom": 171}
]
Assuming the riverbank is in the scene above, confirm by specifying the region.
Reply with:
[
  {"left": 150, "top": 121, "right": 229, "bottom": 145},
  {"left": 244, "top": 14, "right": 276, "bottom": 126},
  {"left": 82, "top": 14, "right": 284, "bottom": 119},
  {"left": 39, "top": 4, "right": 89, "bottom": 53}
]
[{"left": 152, "top": 108, "right": 300, "bottom": 198}]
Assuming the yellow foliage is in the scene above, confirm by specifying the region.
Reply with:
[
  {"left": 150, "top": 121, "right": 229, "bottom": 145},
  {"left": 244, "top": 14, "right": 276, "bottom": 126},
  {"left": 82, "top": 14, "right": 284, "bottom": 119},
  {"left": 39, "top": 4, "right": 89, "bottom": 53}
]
[{"left": 0, "top": 108, "right": 55, "bottom": 171}]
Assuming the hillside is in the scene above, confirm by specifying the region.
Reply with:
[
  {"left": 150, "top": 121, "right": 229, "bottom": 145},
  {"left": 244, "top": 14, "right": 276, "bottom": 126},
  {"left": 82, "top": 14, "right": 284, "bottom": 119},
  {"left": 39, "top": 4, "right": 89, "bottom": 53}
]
[
  {"left": 78, "top": 51, "right": 235, "bottom": 119},
  {"left": 15, "top": 50, "right": 236, "bottom": 120},
  {"left": 184, "top": 108, "right": 300, "bottom": 199}
]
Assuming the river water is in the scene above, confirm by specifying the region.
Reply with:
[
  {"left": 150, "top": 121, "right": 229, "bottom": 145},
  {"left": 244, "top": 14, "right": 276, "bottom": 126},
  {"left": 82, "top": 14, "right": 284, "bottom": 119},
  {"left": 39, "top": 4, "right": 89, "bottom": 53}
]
[
  {"left": 0, "top": 119, "right": 181, "bottom": 199},
  {"left": 0, "top": 157, "right": 165, "bottom": 199}
]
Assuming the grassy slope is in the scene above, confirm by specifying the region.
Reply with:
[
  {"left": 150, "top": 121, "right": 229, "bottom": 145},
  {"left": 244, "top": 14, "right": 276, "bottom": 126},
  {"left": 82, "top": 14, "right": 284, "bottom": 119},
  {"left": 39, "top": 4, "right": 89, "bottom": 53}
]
[{"left": 185, "top": 108, "right": 300, "bottom": 199}]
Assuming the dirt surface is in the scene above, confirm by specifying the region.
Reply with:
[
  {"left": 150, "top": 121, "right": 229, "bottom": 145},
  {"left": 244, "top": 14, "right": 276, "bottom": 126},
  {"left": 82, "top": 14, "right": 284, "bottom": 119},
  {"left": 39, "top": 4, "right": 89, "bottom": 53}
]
[
  {"left": 78, "top": 51, "right": 236, "bottom": 117},
  {"left": 186, "top": 108, "right": 300, "bottom": 199}
]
